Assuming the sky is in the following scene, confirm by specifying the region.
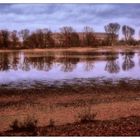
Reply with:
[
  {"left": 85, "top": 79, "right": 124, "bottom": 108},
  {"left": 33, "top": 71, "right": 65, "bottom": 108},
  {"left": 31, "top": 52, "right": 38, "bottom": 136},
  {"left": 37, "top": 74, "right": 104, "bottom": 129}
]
[{"left": 0, "top": 4, "right": 140, "bottom": 39}]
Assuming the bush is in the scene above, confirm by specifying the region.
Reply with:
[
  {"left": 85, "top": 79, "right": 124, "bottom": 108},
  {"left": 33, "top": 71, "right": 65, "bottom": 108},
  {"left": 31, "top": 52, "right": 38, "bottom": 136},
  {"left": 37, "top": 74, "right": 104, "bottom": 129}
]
[
  {"left": 10, "top": 116, "right": 38, "bottom": 132},
  {"left": 9, "top": 119, "right": 21, "bottom": 131},
  {"left": 47, "top": 119, "right": 55, "bottom": 128},
  {"left": 77, "top": 106, "right": 96, "bottom": 123}
]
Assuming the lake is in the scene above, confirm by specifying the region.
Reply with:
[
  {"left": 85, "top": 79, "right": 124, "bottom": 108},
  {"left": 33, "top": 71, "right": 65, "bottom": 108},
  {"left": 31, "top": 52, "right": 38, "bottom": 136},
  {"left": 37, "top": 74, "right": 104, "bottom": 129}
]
[{"left": 0, "top": 50, "right": 140, "bottom": 88}]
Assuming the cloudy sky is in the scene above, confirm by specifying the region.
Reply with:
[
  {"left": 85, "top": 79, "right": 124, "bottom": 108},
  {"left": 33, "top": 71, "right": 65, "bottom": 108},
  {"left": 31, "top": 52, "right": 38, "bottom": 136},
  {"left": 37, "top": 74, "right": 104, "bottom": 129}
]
[{"left": 0, "top": 4, "right": 140, "bottom": 38}]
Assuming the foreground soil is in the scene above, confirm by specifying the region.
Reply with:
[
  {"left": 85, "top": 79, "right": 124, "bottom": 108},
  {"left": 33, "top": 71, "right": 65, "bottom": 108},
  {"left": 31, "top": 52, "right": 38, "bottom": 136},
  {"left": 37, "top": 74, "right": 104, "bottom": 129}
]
[
  {"left": 0, "top": 80, "right": 140, "bottom": 133},
  {"left": 0, "top": 116, "right": 140, "bottom": 136}
]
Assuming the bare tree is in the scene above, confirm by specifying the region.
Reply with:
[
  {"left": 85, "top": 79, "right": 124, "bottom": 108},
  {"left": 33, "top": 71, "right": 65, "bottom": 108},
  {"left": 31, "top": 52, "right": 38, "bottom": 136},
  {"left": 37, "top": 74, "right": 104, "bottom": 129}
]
[
  {"left": 19, "top": 29, "right": 30, "bottom": 41},
  {"left": 0, "top": 30, "right": 10, "bottom": 48},
  {"left": 25, "top": 28, "right": 55, "bottom": 48},
  {"left": 43, "top": 28, "right": 55, "bottom": 48},
  {"left": 36, "top": 29, "right": 44, "bottom": 48},
  {"left": 59, "top": 26, "right": 80, "bottom": 47},
  {"left": 19, "top": 29, "right": 30, "bottom": 48},
  {"left": 11, "top": 30, "right": 20, "bottom": 48},
  {"left": 83, "top": 26, "right": 96, "bottom": 46},
  {"left": 104, "top": 23, "right": 120, "bottom": 45},
  {"left": 122, "top": 25, "right": 135, "bottom": 42}
]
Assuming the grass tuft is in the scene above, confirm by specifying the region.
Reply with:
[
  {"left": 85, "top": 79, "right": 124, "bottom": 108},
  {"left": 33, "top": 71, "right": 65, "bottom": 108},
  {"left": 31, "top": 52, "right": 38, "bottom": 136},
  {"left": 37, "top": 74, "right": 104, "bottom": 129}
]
[
  {"left": 77, "top": 105, "right": 96, "bottom": 123},
  {"left": 47, "top": 119, "right": 55, "bottom": 128},
  {"left": 10, "top": 116, "right": 38, "bottom": 132}
]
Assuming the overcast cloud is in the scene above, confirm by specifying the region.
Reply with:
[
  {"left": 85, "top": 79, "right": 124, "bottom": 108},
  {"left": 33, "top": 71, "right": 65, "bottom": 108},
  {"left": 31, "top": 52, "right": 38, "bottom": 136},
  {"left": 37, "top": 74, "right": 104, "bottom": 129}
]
[{"left": 0, "top": 4, "right": 139, "bottom": 38}]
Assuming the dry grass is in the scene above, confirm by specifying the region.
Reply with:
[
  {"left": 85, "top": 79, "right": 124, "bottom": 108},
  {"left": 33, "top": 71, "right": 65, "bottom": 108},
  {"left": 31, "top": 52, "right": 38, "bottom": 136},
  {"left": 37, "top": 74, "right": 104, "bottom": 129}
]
[
  {"left": 47, "top": 119, "right": 55, "bottom": 128},
  {"left": 77, "top": 105, "right": 96, "bottom": 123},
  {"left": 1, "top": 116, "right": 140, "bottom": 136},
  {"left": 0, "top": 80, "right": 140, "bottom": 131}
]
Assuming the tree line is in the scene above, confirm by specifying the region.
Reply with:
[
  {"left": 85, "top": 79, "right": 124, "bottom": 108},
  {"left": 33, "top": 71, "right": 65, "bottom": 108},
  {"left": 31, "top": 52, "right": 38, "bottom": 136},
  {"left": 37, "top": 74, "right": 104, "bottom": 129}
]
[{"left": 0, "top": 22, "right": 139, "bottom": 49}]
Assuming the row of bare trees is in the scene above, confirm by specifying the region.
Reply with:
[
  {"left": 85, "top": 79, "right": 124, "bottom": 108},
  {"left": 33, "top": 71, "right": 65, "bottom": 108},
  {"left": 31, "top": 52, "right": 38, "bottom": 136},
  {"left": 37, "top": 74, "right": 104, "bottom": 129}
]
[
  {"left": 0, "top": 23, "right": 138, "bottom": 49},
  {"left": 0, "top": 27, "right": 98, "bottom": 48},
  {"left": 104, "top": 23, "right": 136, "bottom": 45}
]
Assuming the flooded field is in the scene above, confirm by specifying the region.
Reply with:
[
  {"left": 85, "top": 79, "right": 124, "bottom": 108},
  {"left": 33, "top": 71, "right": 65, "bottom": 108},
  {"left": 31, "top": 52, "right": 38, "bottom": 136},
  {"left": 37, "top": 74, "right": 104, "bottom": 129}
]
[{"left": 0, "top": 50, "right": 140, "bottom": 88}]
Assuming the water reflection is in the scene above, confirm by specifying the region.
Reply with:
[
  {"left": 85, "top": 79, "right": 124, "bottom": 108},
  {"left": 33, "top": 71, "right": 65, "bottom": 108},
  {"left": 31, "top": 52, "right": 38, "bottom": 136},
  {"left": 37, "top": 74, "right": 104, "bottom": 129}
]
[
  {"left": 58, "top": 56, "right": 79, "bottom": 72},
  {"left": 0, "top": 51, "right": 140, "bottom": 87},
  {"left": 23, "top": 56, "right": 55, "bottom": 71},
  {"left": 0, "top": 52, "right": 138, "bottom": 73},
  {"left": 105, "top": 55, "right": 120, "bottom": 73},
  {"left": 122, "top": 52, "right": 135, "bottom": 71},
  {"left": 0, "top": 53, "right": 9, "bottom": 71}
]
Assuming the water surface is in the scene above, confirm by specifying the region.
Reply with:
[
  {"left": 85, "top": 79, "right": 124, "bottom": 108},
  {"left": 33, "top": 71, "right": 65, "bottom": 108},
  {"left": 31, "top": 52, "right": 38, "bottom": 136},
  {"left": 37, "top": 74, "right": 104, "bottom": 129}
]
[{"left": 0, "top": 51, "right": 140, "bottom": 88}]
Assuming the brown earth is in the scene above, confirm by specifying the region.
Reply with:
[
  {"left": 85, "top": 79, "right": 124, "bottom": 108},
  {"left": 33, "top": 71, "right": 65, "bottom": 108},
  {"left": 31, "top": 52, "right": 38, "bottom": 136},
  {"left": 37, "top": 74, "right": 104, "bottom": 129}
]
[
  {"left": 0, "top": 81, "right": 140, "bottom": 135},
  {"left": 0, "top": 116, "right": 140, "bottom": 136}
]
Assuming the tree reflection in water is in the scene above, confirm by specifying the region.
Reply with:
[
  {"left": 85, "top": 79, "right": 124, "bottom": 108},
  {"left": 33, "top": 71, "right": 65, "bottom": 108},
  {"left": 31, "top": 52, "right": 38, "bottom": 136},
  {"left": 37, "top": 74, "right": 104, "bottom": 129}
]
[
  {"left": 122, "top": 52, "right": 135, "bottom": 71},
  {"left": 59, "top": 57, "right": 79, "bottom": 72},
  {"left": 83, "top": 57, "right": 94, "bottom": 72},
  {"left": 105, "top": 55, "right": 120, "bottom": 73},
  {"left": 56, "top": 51, "right": 77, "bottom": 72},
  {"left": 0, "top": 53, "right": 10, "bottom": 71},
  {"left": 11, "top": 53, "right": 20, "bottom": 71},
  {"left": 138, "top": 53, "right": 140, "bottom": 67},
  {"left": 0, "top": 52, "right": 56, "bottom": 71},
  {"left": 21, "top": 56, "right": 31, "bottom": 71},
  {"left": 0, "top": 51, "right": 137, "bottom": 74},
  {"left": 22, "top": 55, "right": 55, "bottom": 71}
]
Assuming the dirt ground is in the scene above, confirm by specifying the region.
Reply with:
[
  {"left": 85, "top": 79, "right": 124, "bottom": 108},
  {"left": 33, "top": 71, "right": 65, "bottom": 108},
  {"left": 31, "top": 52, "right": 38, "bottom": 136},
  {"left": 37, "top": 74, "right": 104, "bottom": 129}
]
[{"left": 0, "top": 82, "right": 140, "bottom": 133}]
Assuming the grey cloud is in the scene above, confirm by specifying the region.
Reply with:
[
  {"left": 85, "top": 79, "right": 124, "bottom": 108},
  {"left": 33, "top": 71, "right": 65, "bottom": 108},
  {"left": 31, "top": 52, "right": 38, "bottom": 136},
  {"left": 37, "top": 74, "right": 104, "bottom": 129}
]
[{"left": 0, "top": 4, "right": 139, "bottom": 32}]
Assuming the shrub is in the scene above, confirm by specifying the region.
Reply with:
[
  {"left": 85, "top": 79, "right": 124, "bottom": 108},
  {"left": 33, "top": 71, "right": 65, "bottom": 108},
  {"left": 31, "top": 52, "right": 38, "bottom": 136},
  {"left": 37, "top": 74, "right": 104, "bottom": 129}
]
[
  {"left": 10, "top": 116, "right": 38, "bottom": 132},
  {"left": 47, "top": 119, "right": 55, "bottom": 128},
  {"left": 9, "top": 119, "right": 21, "bottom": 131},
  {"left": 77, "top": 106, "right": 96, "bottom": 123}
]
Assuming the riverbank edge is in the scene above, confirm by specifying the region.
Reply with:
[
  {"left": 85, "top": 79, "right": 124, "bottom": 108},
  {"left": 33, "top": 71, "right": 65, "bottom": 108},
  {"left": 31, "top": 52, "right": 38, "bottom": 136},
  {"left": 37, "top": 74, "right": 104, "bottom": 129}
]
[{"left": 0, "top": 45, "right": 140, "bottom": 53}]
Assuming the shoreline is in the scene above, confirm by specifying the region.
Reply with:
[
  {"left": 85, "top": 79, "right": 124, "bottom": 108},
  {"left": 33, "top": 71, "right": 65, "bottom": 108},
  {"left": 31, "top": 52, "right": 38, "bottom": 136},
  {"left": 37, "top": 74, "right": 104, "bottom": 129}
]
[{"left": 0, "top": 45, "right": 140, "bottom": 53}]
